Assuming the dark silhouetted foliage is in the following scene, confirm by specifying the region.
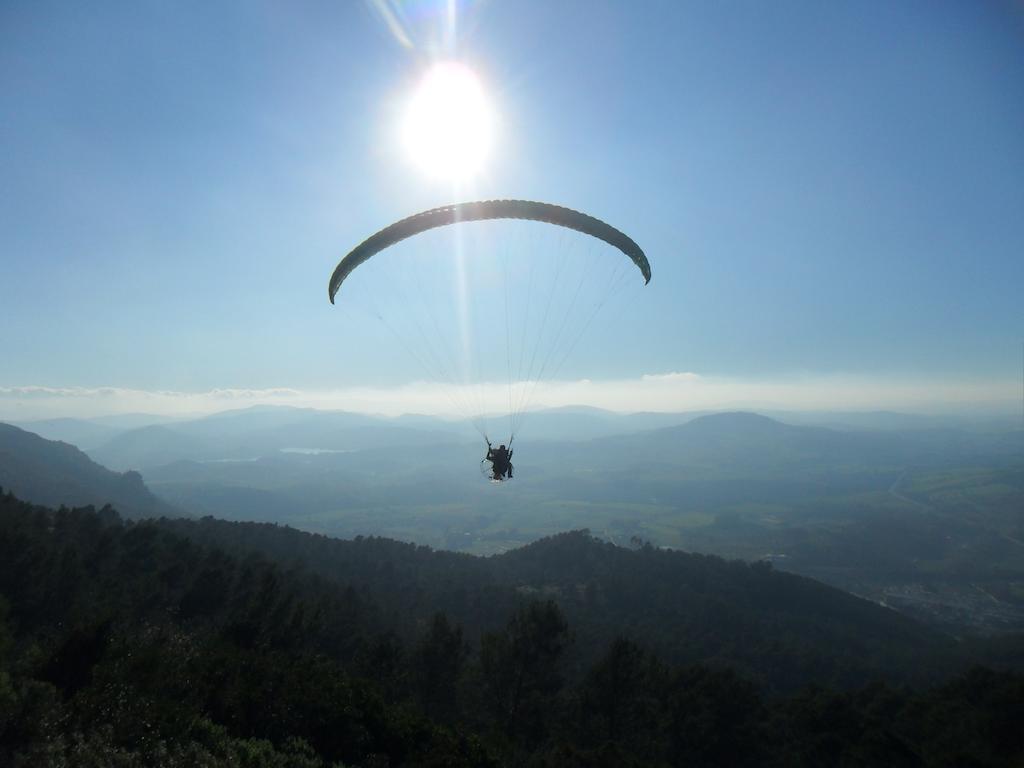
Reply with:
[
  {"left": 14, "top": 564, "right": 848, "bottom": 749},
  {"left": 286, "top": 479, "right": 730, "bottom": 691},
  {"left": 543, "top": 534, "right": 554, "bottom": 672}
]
[{"left": 1, "top": 490, "right": 1022, "bottom": 766}]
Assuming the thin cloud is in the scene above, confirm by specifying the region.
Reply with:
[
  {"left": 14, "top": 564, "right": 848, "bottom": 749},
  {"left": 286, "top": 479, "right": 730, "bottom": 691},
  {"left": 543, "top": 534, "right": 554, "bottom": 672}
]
[
  {"left": 1, "top": 373, "right": 1019, "bottom": 421},
  {"left": 641, "top": 372, "right": 702, "bottom": 382}
]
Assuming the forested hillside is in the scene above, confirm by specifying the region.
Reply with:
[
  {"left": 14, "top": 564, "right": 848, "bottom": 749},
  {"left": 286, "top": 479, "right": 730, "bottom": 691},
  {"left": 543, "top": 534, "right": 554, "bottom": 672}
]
[
  {"left": 2, "top": 491, "right": 1022, "bottom": 766},
  {"left": 157, "top": 514, "right": 961, "bottom": 690}
]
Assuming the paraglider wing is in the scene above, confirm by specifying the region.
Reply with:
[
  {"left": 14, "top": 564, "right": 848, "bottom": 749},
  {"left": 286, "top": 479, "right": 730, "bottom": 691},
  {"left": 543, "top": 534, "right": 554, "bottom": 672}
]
[{"left": 328, "top": 199, "right": 650, "bottom": 303}]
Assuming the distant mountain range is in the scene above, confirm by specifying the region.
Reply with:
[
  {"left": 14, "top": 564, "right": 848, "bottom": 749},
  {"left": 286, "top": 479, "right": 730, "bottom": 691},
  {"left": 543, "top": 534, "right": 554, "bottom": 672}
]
[
  {"left": 7, "top": 409, "right": 1018, "bottom": 519},
  {"left": 0, "top": 422, "right": 181, "bottom": 519},
  {"left": 13, "top": 403, "right": 1017, "bottom": 473},
  {"left": 121, "top": 409, "right": 1023, "bottom": 539},
  {"left": 11, "top": 412, "right": 184, "bottom": 450},
  {"left": 87, "top": 407, "right": 467, "bottom": 471}
]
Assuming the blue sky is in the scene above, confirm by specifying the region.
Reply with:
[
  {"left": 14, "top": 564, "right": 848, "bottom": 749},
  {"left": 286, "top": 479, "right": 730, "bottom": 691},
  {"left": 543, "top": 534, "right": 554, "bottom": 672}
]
[{"left": 2, "top": 1, "right": 1022, "bottom": 418}]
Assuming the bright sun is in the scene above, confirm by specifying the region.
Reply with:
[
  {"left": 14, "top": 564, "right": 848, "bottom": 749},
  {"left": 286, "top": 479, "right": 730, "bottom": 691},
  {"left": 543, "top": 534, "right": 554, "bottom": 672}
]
[{"left": 401, "top": 62, "right": 494, "bottom": 181}]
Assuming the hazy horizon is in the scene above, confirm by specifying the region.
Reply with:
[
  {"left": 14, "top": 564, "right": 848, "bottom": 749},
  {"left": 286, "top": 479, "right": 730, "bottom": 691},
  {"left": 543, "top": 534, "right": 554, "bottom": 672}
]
[{"left": 3, "top": 370, "right": 1020, "bottom": 423}]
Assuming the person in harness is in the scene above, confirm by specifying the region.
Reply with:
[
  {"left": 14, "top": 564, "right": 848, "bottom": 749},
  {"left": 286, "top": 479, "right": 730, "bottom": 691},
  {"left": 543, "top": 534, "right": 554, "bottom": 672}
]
[{"left": 485, "top": 440, "right": 513, "bottom": 481}]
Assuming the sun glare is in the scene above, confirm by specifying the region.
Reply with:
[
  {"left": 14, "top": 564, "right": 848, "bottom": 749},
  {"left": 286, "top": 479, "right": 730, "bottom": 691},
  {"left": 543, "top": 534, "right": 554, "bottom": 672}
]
[{"left": 401, "top": 62, "right": 494, "bottom": 181}]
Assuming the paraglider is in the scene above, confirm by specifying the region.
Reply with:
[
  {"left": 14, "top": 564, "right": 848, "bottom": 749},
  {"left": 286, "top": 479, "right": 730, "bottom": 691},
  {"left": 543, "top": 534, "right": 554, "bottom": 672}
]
[
  {"left": 328, "top": 199, "right": 649, "bottom": 481},
  {"left": 485, "top": 440, "right": 513, "bottom": 481}
]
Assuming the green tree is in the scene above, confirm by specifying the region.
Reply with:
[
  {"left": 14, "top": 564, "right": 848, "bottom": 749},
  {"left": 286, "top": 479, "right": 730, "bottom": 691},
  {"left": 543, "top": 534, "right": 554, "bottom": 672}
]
[
  {"left": 480, "top": 599, "right": 570, "bottom": 742},
  {"left": 413, "top": 612, "right": 467, "bottom": 721},
  {"left": 578, "top": 637, "right": 663, "bottom": 753},
  {"left": 664, "top": 666, "right": 765, "bottom": 767}
]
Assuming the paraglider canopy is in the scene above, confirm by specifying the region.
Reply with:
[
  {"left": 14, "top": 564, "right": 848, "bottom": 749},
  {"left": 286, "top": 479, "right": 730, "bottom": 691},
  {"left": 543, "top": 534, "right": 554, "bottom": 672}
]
[{"left": 329, "top": 199, "right": 650, "bottom": 304}]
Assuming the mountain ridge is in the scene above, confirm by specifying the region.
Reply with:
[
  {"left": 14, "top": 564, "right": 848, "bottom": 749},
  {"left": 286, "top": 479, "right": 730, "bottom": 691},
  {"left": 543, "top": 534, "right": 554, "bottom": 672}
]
[{"left": 0, "top": 422, "right": 181, "bottom": 519}]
